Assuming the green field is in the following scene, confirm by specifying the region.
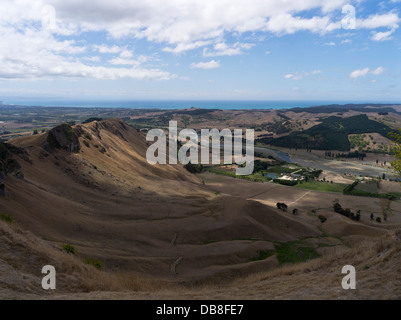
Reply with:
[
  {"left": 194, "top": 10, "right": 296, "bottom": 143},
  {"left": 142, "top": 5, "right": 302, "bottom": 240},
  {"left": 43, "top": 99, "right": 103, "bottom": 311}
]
[
  {"left": 293, "top": 181, "right": 346, "bottom": 193},
  {"left": 264, "top": 165, "right": 298, "bottom": 174},
  {"left": 354, "top": 181, "right": 380, "bottom": 193}
]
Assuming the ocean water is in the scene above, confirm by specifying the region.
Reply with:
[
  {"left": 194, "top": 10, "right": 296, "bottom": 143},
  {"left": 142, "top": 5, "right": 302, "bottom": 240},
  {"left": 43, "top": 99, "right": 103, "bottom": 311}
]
[{"left": 0, "top": 99, "right": 374, "bottom": 110}]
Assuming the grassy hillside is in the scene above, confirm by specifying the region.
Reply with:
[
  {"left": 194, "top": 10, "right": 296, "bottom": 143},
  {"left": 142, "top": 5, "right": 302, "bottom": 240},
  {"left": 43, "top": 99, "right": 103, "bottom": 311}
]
[
  {"left": 265, "top": 115, "right": 392, "bottom": 151},
  {"left": 2, "top": 216, "right": 400, "bottom": 299}
]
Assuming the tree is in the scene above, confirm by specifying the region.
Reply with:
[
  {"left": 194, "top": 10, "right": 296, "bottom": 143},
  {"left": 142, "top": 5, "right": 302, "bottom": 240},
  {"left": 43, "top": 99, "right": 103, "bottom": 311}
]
[
  {"left": 292, "top": 208, "right": 298, "bottom": 215},
  {"left": 184, "top": 163, "right": 204, "bottom": 174},
  {"left": 389, "top": 130, "right": 401, "bottom": 176},
  {"left": 276, "top": 202, "right": 288, "bottom": 211},
  {"left": 333, "top": 202, "right": 343, "bottom": 213}
]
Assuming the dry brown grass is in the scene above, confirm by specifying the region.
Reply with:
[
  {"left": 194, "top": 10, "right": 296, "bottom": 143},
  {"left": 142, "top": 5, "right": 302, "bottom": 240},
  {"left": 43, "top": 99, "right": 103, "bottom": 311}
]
[
  {"left": 32, "top": 228, "right": 400, "bottom": 300},
  {"left": 2, "top": 118, "right": 401, "bottom": 299},
  {"left": 0, "top": 219, "right": 172, "bottom": 299},
  {"left": 3, "top": 216, "right": 400, "bottom": 300}
]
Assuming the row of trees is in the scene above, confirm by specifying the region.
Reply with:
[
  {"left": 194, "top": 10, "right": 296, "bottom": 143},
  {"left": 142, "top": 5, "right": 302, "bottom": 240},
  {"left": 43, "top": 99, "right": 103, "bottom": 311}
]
[
  {"left": 333, "top": 202, "right": 361, "bottom": 221},
  {"left": 324, "top": 150, "right": 366, "bottom": 160}
]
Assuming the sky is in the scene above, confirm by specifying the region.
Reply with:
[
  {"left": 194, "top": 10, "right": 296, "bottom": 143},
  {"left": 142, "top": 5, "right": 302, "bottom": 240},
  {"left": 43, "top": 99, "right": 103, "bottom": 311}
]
[{"left": 0, "top": 0, "right": 400, "bottom": 103}]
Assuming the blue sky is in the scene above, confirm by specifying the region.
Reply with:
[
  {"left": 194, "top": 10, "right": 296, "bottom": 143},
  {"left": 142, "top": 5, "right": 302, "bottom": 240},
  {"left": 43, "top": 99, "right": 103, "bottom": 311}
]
[{"left": 0, "top": 0, "right": 400, "bottom": 103}]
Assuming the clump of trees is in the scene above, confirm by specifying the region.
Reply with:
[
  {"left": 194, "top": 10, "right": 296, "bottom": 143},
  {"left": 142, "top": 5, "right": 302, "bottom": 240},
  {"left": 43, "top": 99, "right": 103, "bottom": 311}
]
[
  {"left": 184, "top": 163, "right": 204, "bottom": 174},
  {"left": 276, "top": 202, "right": 288, "bottom": 211},
  {"left": 333, "top": 202, "right": 361, "bottom": 221},
  {"left": 370, "top": 213, "right": 384, "bottom": 223},
  {"left": 83, "top": 117, "right": 103, "bottom": 124},
  {"left": 273, "top": 179, "right": 298, "bottom": 186}
]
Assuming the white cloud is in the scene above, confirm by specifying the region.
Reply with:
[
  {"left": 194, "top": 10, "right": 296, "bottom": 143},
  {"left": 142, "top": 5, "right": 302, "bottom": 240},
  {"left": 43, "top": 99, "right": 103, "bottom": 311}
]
[
  {"left": 350, "top": 67, "right": 385, "bottom": 79},
  {"left": 191, "top": 60, "right": 221, "bottom": 70},
  {"left": 163, "top": 40, "right": 213, "bottom": 54},
  {"left": 203, "top": 42, "right": 254, "bottom": 57},
  {"left": 0, "top": 2, "right": 173, "bottom": 81},
  {"left": 370, "top": 66, "right": 385, "bottom": 75},
  {"left": 371, "top": 30, "right": 394, "bottom": 41},
  {"left": 285, "top": 73, "right": 303, "bottom": 80},
  {"left": 0, "top": 0, "right": 399, "bottom": 81},
  {"left": 119, "top": 50, "right": 134, "bottom": 59},
  {"left": 109, "top": 54, "right": 149, "bottom": 66},
  {"left": 3, "top": 0, "right": 354, "bottom": 55},
  {"left": 83, "top": 56, "right": 100, "bottom": 62},
  {"left": 356, "top": 13, "right": 400, "bottom": 29},
  {"left": 264, "top": 13, "right": 338, "bottom": 35},
  {"left": 350, "top": 68, "right": 370, "bottom": 79},
  {"left": 285, "top": 70, "right": 321, "bottom": 80},
  {"left": 0, "top": 26, "right": 173, "bottom": 80},
  {"left": 356, "top": 12, "right": 400, "bottom": 41},
  {"left": 324, "top": 42, "right": 336, "bottom": 46},
  {"left": 93, "top": 45, "right": 123, "bottom": 54}
]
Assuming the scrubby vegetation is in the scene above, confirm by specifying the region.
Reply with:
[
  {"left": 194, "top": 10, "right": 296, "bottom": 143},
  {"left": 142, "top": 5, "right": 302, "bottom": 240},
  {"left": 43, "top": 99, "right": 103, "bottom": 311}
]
[
  {"left": 62, "top": 244, "right": 77, "bottom": 255},
  {"left": 0, "top": 211, "right": 14, "bottom": 223},
  {"left": 349, "top": 134, "right": 369, "bottom": 150},
  {"left": 252, "top": 240, "right": 321, "bottom": 265},
  {"left": 85, "top": 258, "right": 104, "bottom": 270}
]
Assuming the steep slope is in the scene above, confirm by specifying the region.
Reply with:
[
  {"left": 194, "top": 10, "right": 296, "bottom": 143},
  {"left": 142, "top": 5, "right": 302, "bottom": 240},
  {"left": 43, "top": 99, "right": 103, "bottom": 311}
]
[
  {"left": 1, "top": 217, "right": 400, "bottom": 299},
  {"left": 1, "top": 119, "right": 321, "bottom": 283}
]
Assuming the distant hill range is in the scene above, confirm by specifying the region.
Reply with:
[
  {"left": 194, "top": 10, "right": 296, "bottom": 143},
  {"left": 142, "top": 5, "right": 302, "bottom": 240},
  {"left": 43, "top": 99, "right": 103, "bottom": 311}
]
[
  {"left": 288, "top": 103, "right": 400, "bottom": 114},
  {"left": 262, "top": 114, "right": 392, "bottom": 151}
]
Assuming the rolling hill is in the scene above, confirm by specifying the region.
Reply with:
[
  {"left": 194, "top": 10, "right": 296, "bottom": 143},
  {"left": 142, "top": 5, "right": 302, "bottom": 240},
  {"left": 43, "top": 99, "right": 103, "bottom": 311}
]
[
  {"left": 1, "top": 118, "right": 400, "bottom": 299},
  {"left": 1, "top": 118, "right": 322, "bottom": 284},
  {"left": 264, "top": 114, "right": 392, "bottom": 151}
]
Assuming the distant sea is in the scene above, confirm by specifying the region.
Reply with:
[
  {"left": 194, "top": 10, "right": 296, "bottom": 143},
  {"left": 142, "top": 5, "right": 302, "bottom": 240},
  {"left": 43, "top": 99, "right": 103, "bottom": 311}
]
[{"left": 1, "top": 99, "right": 396, "bottom": 110}]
